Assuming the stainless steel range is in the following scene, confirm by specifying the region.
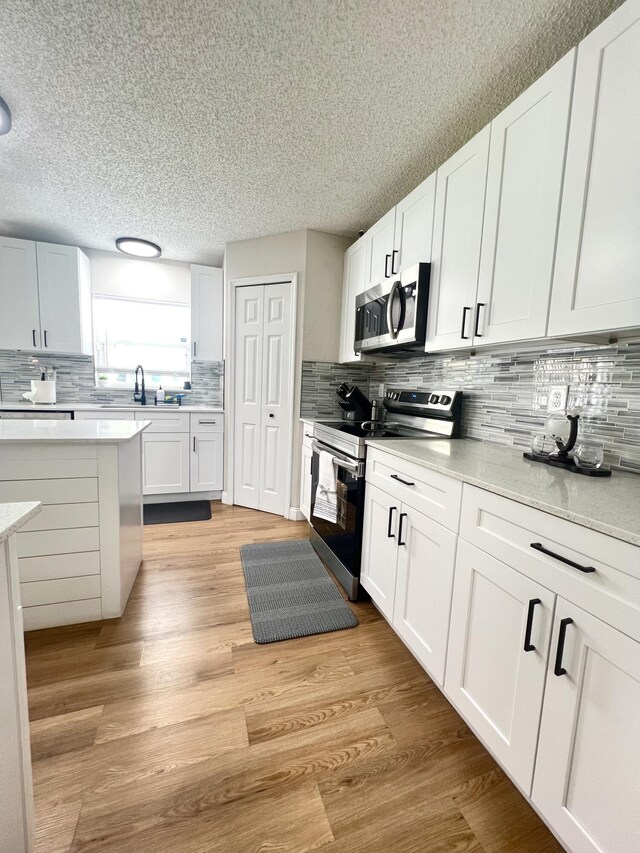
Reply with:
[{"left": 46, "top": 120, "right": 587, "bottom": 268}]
[{"left": 309, "top": 388, "right": 463, "bottom": 600}]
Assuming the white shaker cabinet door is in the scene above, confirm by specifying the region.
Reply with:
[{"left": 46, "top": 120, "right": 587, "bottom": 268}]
[
  {"left": 190, "top": 431, "right": 223, "bottom": 492},
  {"left": 444, "top": 540, "right": 555, "bottom": 795},
  {"left": 476, "top": 50, "right": 575, "bottom": 345},
  {"left": 427, "top": 126, "right": 490, "bottom": 351},
  {"left": 364, "top": 207, "right": 396, "bottom": 288},
  {"left": 533, "top": 600, "right": 640, "bottom": 853},
  {"left": 142, "top": 432, "right": 190, "bottom": 495},
  {"left": 392, "top": 504, "right": 456, "bottom": 686},
  {"left": 360, "top": 483, "right": 399, "bottom": 621},
  {"left": 549, "top": 0, "right": 640, "bottom": 336},
  {"left": 339, "top": 238, "right": 366, "bottom": 363},
  {"left": 191, "top": 264, "right": 223, "bottom": 362},
  {"left": 393, "top": 172, "right": 436, "bottom": 273},
  {"left": 0, "top": 236, "right": 41, "bottom": 351},
  {"left": 36, "top": 242, "right": 92, "bottom": 354}
]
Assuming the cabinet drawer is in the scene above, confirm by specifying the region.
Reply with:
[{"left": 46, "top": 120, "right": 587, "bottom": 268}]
[
  {"left": 460, "top": 484, "right": 640, "bottom": 642},
  {"left": 17, "top": 527, "right": 99, "bottom": 558},
  {"left": 22, "top": 598, "right": 102, "bottom": 631},
  {"left": 20, "top": 575, "right": 101, "bottom": 607},
  {"left": 366, "top": 448, "right": 462, "bottom": 532},
  {"left": 189, "top": 413, "right": 223, "bottom": 433},
  {"left": 73, "top": 410, "right": 135, "bottom": 420},
  {"left": 135, "top": 411, "right": 190, "bottom": 433}
]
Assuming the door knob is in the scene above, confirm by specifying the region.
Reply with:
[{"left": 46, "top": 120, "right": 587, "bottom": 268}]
[{"left": 268, "top": 413, "right": 275, "bottom": 418}]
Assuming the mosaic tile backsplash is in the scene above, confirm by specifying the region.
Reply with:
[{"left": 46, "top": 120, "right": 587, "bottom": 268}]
[
  {"left": 301, "top": 341, "right": 640, "bottom": 473},
  {"left": 0, "top": 350, "right": 224, "bottom": 408}
]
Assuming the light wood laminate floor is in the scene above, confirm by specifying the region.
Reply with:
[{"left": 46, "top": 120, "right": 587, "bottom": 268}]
[{"left": 25, "top": 504, "right": 562, "bottom": 852}]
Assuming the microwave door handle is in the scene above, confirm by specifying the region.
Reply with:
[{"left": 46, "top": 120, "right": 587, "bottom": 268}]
[{"left": 386, "top": 280, "right": 401, "bottom": 340}]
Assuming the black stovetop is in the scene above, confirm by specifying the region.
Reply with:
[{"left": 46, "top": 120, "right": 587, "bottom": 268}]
[{"left": 315, "top": 420, "right": 425, "bottom": 440}]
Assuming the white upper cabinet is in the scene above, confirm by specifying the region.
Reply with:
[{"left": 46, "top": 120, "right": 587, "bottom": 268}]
[
  {"left": 533, "top": 599, "right": 640, "bottom": 853},
  {"left": 364, "top": 207, "right": 396, "bottom": 288},
  {"left": 475, "top": 51, "right": 576, "bottom": 345},
  {"left": 0, "top": 238, "right": 91, "bottom": 354},
  {"left": 191, "top": 264, "right": 223, "bottom": 362},
  {"left": 549, "top": 0, "right": 640, "bottom": 336},
  {"left": 427, "top": 126, "right": 491, "bottom": 351},
  {"left": 36, "top": 242, "right": 92, "bottom": 354},
  {"left": 392, "top": 172, "right": 437, "bottom": 273},
  {"left": 0, "top": 237, "right": 41, "bottom": 350},
  {"left": 339, "top": 237, "right": 366, "bottom": 363}
]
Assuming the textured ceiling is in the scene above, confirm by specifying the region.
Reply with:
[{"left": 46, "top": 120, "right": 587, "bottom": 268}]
[{"left": 0, "top": 0, "right": 623, "bottom": 266}]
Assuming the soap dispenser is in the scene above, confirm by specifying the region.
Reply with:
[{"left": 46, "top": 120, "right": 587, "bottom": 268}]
[{"left": 156, "top": 385, "right": 165, "bottom": 405}]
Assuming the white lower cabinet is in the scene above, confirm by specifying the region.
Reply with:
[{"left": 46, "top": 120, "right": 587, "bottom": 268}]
[
  {"left": 361, "top": 481, "right": 456, "bottom": 684},
  {"left": 141, "top": 432, "right": 190, "bottom": 495},
  {"left": 393, "top": 504, "right": 456, "bottom": 686},
  {"left": 361, "top": 483, "right": 400, "bottom": 621},
  {"left": 533, "top": 600, "right": 640, "bottom": 853},
  {"left": 190, "top": 432, "right": 223, "bottom": 492},
  {"left": 360, "top": 447, "right": 640, "bottom": 851},
  {"left": 300, "top": 425, "right": 314, "bottom": 521},
  {"left": 445, "top": 539, "right": 555, "bottom": 793}
]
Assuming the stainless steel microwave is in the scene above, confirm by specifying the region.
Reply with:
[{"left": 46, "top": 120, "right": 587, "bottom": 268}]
[{"left": 354, "top": 262, "right": 430, "bottom": 354}]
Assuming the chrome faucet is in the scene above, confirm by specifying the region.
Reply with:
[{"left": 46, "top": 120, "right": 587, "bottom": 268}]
[{"left": 133, "top": 365, "right": 146, "bottom": 405}]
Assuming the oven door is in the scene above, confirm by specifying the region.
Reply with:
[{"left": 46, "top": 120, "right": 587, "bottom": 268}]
[{"left": 309, "top": 440, "right": 365, "bottom": 600}]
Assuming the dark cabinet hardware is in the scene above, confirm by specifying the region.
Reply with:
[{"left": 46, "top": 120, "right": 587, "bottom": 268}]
[
  {"left": 384, "top": 253, "right": 391, "bottom": 278},
  {"left": 387, "top": 506, "right": 397, "bottom": 538},
  {"left": 390, "top": 474, "right": 415, "bottom": 486},
  {"left": 193, "top": 436, "right": 196, "bottom": 452},
  {"left": 554, "top": 617, "right": 573, "bottom": 676},
  {"left": 193, "top": 341, "right": 197, "bottom": 357},
  {"left": 474, "top": 302, "right": 485, "bottom": 337},
  {"left": 398, "top": 512, "right": 408, "bottom": 546},
  {"left": 460, "top": 306, "right": 471, "bottom": 340},
  {"left": 44, "top": 330, "right": 48, "bottom": 347},
  {"left": 198, "top": 420, "right": 217, "bottom": 425},
  {"left": 523, "top": 598, "right": 542, "bottom": 652},
  {"left": 269, "top": 413, "right": 275, "bottom": 418},
  {"left": 304, "top": 433, "right": 314, "bottom": 438},
  {"left": 32, "top": 329, "right": 37, "bottom": 347},
  {"left": 530, "top": 542, "right": 596, "bottom": 573},
  {"left": 391, "top": 249, "right": 399, "bottom": 275}
]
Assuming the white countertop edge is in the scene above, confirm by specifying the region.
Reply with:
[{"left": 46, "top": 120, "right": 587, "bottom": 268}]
[
  {"left": 365, "top": 438, "right": 640, "bottom": 548},
  {"left": 0, "top": 420, "right": 151, "bottom": 443},
  {"left": 0, "top": 403, "right": 224, "bottom": 413},
  {"left": 0, "top": 501, "right": 41, "bottom": 542}
]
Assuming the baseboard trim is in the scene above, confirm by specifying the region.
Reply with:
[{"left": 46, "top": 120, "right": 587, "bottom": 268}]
[
  {"left": 221, "top": 492, "right": 233, "bottom": 506},
  {"left": 288, "top": 507, "right": 305, "bottom": 521}
]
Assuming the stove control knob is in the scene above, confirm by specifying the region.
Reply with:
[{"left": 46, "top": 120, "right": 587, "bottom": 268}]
[
  {"left": 440, "top": 395, "right": 452, "bottom": 406},
  {"left": 429, "top": 394, "right": 440, "bottom": 404}
]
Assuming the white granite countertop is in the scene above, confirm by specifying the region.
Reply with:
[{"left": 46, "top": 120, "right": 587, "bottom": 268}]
[
  {"left": 0, "top": 420, "right": 150, "bottom": 443},
  {"left": 0, "top": 501, "right": 41, "bottom": 543},
  {"left": 0, "top": 402, "right": 223, "bottom": 413},
  {"left": 365, "top": 438, "right": 640, "bottom": 547}
]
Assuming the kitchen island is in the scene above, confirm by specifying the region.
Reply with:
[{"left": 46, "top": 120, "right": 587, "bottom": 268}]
[{"left": 0, "top": 419, "right": 149, "bottom": 629}]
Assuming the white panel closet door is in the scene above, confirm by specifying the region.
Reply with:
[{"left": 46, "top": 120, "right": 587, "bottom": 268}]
[
  {"left": 259, "top": 283, "right": 292, "bottom": 515},
  {"left": 234, "top": 285, "right": 264, "bottom": 510},
  {"left": 234, "top": 283, "right": 293, "bottom": 515}
]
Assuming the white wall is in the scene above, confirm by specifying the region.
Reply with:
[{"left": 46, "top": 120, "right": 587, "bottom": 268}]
[
  {"left": 304, "top": 230, "right": 352, "bottom": 362},
  {"left": 84, "top": 249, "right": 190, "bottom": 303}
]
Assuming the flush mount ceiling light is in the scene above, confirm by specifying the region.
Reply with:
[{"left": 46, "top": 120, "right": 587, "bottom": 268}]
[
  {"left": 0, "top": 96, "right": 11, "bottom": 135},
  {"left": 115, "top": 237, "right": 162, "bottom": 258}
]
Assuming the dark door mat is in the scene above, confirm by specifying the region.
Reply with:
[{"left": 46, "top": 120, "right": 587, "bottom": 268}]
[
  {"left": 143, "top": 500, "right": 212, "bottom": 525},
  {"left": 240, "top": 539, "right": 358, "bottom": 644}
]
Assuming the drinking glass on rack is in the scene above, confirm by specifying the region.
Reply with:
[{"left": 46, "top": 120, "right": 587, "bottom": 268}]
[
  {"left": 530, "top": 432, "right": 553, "bottom": 456},
  {"left": 574, "top": 440, "right": 604, "bottom": 470}
]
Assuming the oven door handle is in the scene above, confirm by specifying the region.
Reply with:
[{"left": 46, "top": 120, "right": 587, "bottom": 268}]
[
  {"left": 312, "top": 441, "right": 360, "bottom": 475},
  {"left": 386, "top": 280, "right": 402, "bottom": 340}
]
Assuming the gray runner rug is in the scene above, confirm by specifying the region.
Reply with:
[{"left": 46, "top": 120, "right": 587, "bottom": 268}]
[{"left": 240, "top": 539, "right": 358, "bottom": 644}]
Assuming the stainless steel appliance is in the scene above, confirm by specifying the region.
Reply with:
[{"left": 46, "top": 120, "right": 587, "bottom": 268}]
[
  {"left": 354, "top": 263, "right": 430, "bottom": 354},
  {"left": 309, "top": 387, "right": 462, "bottom": 599}
]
